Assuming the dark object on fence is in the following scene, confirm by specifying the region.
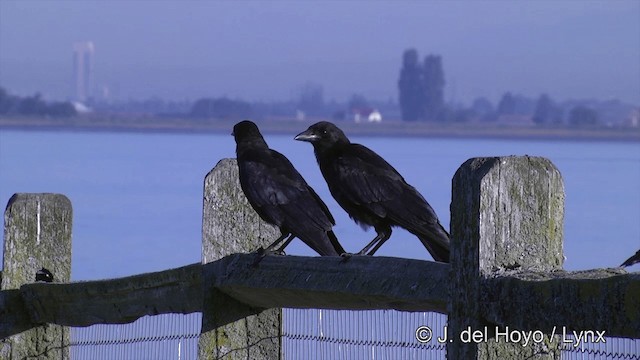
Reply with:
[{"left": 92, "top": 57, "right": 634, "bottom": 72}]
[
  {"left": 621, "top": 249, "right": 640, "bottom": 267},
  {"left": 35, "top": 268, "right": 53, "bottom": 283},
  {"left": 295, "top": 121, "right": 450, "bottom": 261},
  {"left": 233, "top": 120, "right": 344, "bottom": 257},
  {"left": 1, "top": 157, "right": 639, "bottom": 360},
  {"left": 1, "top": 193, "right": 72, "bottom": 360}
]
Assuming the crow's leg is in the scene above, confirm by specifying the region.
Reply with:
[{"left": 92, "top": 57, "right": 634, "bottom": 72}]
[
  {"left": 253, "top": 232, "right": 291, "bottom": 266},
  {"left": 256, "top": 232, "right": 289, "bottom": 253},
  {"left": 356, "top": 226, "right": 392, "bottom": 255},
  {"left": 272, "top": 233, "right": 296, "bottom": 255},
  {"left": 367, "top": 238, "right": 388, "bottom": 255}
]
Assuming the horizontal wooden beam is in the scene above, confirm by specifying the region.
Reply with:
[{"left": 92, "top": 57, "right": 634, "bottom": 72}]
[
  {"left": 20, "top": 263, "right": 203, "bottom": 329},
  {"left": 0, "top": 288, "right": 32, "bottom": 338},
  {"left": 483, "top": 268, "right": 640, "bottom": 339},
  {"left": 209, "top": 253, "right": 449, "bottom": 313},
  {"left": 1, "top": 254, "right": 448, "bottom": 338},
  {"left": 2, "top": 253, "right": 639, "bottom": 340}
]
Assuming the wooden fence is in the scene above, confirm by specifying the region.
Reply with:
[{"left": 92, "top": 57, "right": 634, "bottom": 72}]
[{"left": 1, "top": 156, "right": 638, "bottom": 359}]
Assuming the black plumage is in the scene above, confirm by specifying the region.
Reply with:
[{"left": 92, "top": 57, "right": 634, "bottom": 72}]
[
  {"left": 233, "top": 120, "right": 345, "bottom": 257},
  {"left": 295, "top": 121, "right": 450, "bottom": 262},
  {"left": 35, "top": 267, "right": 53, "bottom": 282},
  {"left": 621, "top": 250, "right": 640, "bottom": 267}
]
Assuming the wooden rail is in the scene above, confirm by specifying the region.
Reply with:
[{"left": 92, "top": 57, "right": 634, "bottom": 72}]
[{"left": 3, "top": 254, "right": 638, "bottom": 340}]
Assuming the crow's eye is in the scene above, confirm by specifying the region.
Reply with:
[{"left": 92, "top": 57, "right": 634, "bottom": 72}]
[{"left": 322, "top": 130, "right": 327, "bottom": 135}]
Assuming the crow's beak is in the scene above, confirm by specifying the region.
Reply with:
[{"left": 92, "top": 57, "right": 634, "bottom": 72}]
[{"left": 294, "top": 129, "right": 318, "bottom": 142}]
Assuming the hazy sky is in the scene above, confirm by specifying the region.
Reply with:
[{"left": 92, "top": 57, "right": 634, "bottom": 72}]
[{"left": 1, "top": 1, "right": 638, "bottom": 105}]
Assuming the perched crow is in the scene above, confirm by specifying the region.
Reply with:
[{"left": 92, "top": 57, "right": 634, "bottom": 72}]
[
  {"left": 35, "top": 267, "right": 53, "bottom": 282},
  {"left": 295, "top": 121, "right": 450, "bottom": 262},
  {"left": 621, "top": 249, "right": 640, "bottom": 267},
  {"left": 233, "top": 120, "right": 345, "bottom": 257}
]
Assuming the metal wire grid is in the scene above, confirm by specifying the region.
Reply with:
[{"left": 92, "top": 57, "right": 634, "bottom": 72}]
[
  {"left": 282, "top": 309, "right": 640, "bottom": 360},
  {"left": 69, "top": 313, "right": 201, "bottom": 360},
  {"left": 560, "top": 334, "right": 640, "bottom": 360},
  {"left": 67, "top": 310, "right": 639, "bottom": 359},
  {"left": 282, "top": 309, "right": 447, "bottom": 360}
]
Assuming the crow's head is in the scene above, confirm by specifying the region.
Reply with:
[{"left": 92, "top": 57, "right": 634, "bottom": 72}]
[
  {"left": 232, "top": 120, "right": 268, "bottom": 149},
  {"left": 295, "top": 121, "right": 350, "bottom": 148}
]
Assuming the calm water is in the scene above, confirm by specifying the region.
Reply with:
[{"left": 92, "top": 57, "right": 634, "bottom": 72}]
[{"left": 0, "top": 129, "right": 638, "bottom": 280}]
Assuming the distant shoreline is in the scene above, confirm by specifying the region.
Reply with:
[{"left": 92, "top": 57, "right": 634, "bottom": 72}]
[{"left": 1, "top": 116, "right": 639, "bottom": 142}]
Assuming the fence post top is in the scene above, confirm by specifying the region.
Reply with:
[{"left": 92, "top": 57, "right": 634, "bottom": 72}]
[{"left": 6, "top": 193, "right": 72, "bottom": 212}]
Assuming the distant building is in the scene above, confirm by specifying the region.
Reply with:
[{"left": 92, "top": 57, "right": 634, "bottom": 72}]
[
  {"left": 368, "top": 110, "right": 382, "bottom": 122},
  {"left": 72, "top": 102, "right": 92, "bottom": 114},
  {"left": 351, "top": 107, "right": 382, "bottom": 123},
  {"left": 624, "top": 108, "right": 639, "bottom": 128},
  {"left": 73, "top": 41, "right": 94, "bottom": 102}
]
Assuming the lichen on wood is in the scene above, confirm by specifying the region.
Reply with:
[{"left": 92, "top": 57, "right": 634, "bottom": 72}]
[
  {"left": 1, "top": 193, "right": 72, "bottom": 360},
  {"left": 199, "top": 158, "right": 282, "bottom": 360},
  {"left": 449, "top": 156, "right": 565, "bottom": 360}
]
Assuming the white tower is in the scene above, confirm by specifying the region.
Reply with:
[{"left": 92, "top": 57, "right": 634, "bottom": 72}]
[{"left": 73, "top": 41, "right": 94, "bottom": 102}]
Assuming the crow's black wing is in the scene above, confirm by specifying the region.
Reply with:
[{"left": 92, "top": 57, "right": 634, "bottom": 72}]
[
  {"left": 239, "top": 148, "right": 335, "bottom": 237},
  {"left": 329, "top": 144, "right": 406, "bottom": 217},
  {"left": 332, "top": 144, "right": 449, "bottom": 257},
  {"left": 306, "top": 184, "right": 335, "bottom": 225},
  {"left": 342, "top": 145, "right": 441, "bottom": 224}
]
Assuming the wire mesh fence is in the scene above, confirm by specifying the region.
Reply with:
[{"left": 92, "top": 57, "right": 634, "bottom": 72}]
[
  {"left": 70, "top": 313, "right": 201, "bottom": 360},
  {"left": 68, "top": 310, "right": 639, "bottom": 359},
  {"left": 560, "top": 334, "right": 640, "bottom": 360},
  {"left": 282, "top": 309, "right": 446, "bottom": 360}
]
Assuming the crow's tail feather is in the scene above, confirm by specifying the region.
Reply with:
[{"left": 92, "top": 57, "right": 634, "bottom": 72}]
[
  {"left": 416, "top": 222, "right": 451, "bottom": 263},
  {"left": 302, "top": 230, "right": 345, "bottom": 256},
  {"left": 327, "top": 230, "right": 346, "bottom": 255},
  {"left": 621, "top": 250, "right": 640, "bottom": 267}
]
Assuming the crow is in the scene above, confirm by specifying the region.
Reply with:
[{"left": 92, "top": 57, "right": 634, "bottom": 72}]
[
  {"left": 621, "top": 249, "right": 640, "bottom": 267},
  {"left": 233, "top": 120, "right": 345, "bottom": 257},
  {"left": 295, "top": 121, "right": 450, "bottom": 262}
]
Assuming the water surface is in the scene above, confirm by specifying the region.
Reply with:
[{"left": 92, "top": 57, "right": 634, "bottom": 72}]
[{"left": 1, "top": 129, "right": 638, "bottom": 279}]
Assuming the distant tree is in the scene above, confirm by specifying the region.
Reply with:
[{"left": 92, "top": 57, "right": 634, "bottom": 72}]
[
  {"left": 532, "top": 94, "right": 562, "bottom": 125},
  {"left": 471, "top": 97, "right": 494, "bottom": 117},
  {"left": 452, "top": 108, "right": 473, "bottom": 122},
  {"left": 348, "top": 94, "right": 369, "bottom": 110},
  {"left": 422, "top": 55, "right": 445, "bottom": 121},
  {"left": 18, "top": 94, "right": 47, "bottom": 116},
  {"left": 0, "top": 88, "right": 76, "bottom": 118},
  {"left": 332, "top": 110, "right": 346, "bottom": 121},
  {"left": 190, "top": 97, "right": 252, "bottom": 119},
  {"left": 297, "top": 82, "right": 324, "bottom": 116},
  {"left": 398, "top": 49, "right": 423, "bottom": 121},
  {"left": 496, "top": 92, "right": 517, "bottom": 116},
  {"left": 568, "top": 106, "right": 598, "bottom": 127},
  {"left": 0, "top": 87, "right": 19, "bottom": 114},
  {"left": 47, "top": 102, "right": 77, "bottom": 118},
  {"left": 190, "top": 98, "right": 215, "bottom": 117}
]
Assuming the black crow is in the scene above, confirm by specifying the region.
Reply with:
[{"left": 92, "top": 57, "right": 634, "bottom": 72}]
[
  {"left": 295, "top": 121, "right": 450, "bottom": 262},
  {"left": 35, "top": 267, "right": 53, "bottom": 282},
  {"left": 621, "top": 249, "right": 640, "bottom": 267},
  {"left": 233, "top": 120, "right": 345, "bottom": 257}
]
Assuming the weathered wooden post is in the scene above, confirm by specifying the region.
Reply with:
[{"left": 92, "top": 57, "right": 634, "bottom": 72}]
[
  {"left": 198, "top": 159, "right": 282, "bottom": 359},
  {"left": 0, "top": 193, "right": 72, "bottom": 360},
  {"left": 448, "top": 156, "right": 564, "bottom": 359}
]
